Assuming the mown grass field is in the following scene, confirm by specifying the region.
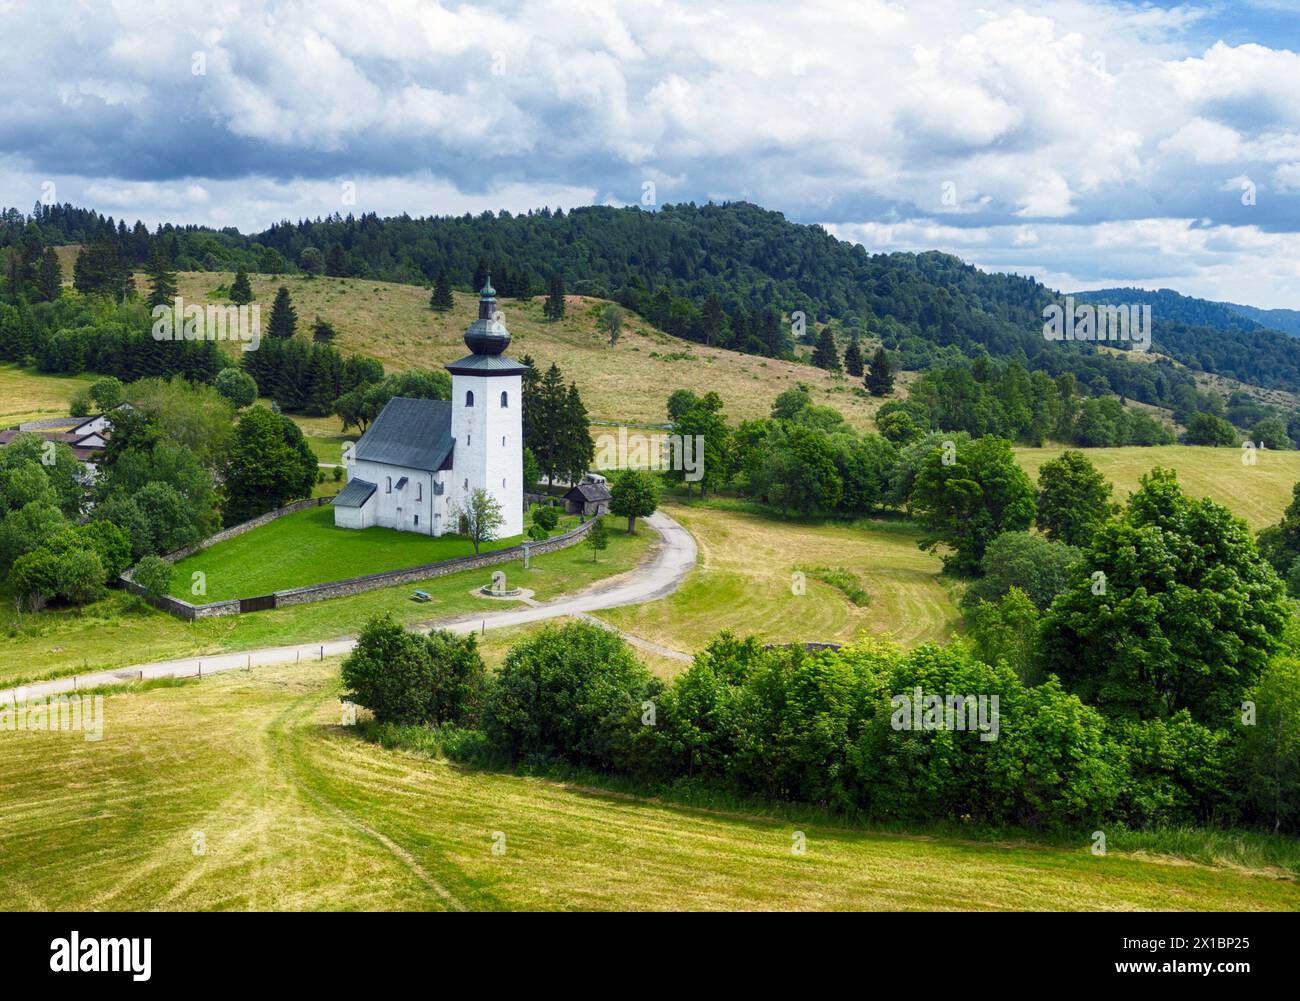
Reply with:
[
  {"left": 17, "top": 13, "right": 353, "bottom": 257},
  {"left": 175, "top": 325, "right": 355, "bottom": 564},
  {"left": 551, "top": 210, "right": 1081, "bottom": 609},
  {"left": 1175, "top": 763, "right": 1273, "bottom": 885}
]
[
  {"left": 1015, "top": 444, "right": 1300, "bottom": 531},
  {"left": 0, "top": 525, "right": 651, "bottom": 689},
  {"left": 0, "top": 364, "right": 95, "bottom": 427},
  {"left": 171, "top": 272, "right": 890, "bottom": 428},
  {"left": 1, "top": 659, "right": 1294, "bottom": 911},
  {"left": 165, "top": 504, "right": 578, "bottom": 601},
  {"left": 597, "top": 500, "right": 963, "bottom": 653}
]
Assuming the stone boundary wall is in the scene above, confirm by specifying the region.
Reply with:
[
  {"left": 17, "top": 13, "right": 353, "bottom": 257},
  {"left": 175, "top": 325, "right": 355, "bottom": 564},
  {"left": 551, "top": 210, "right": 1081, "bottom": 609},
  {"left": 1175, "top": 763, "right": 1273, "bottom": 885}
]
[{"left": 121, "top": 503, "right": 595, "bottom": 621}]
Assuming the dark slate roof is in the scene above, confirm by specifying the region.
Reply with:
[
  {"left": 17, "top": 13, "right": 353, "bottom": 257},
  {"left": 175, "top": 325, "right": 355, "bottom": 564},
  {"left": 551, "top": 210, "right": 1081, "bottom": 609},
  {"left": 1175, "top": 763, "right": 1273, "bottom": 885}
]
[
  {"left": 333, "top": 477, "right": 377, "bottom": 508},
  {"left": 353, "top": 397, "right": 454, "bottom": 471},
  {"left": 565, "top": 482, "right": 612, "bottom": 503},
  {"left": 445, "top": 353, "right": 531, "bottom": 377}
]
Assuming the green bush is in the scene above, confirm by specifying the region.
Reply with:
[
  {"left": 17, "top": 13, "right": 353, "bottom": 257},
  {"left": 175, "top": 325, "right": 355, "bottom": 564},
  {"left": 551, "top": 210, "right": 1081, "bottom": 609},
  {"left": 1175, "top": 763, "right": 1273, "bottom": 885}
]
[
  {"left": 341, "top": 614, "right": 486, "bottom": 726},
  {"left": 532, "top": 504, "right": 559, "bottom": 531},
  {"left": 131, "top": 555, "right": 174, "bottom": 602},
  {"left": 482, "top": 621, "right": 654, "bottom": 770}
]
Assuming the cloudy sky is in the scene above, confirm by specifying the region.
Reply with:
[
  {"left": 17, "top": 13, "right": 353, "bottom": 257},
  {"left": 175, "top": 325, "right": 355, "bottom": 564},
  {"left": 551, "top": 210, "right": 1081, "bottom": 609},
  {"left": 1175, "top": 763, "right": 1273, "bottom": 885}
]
[{"left": 4, "top": 0, "right": 1300, "bottom": 306}]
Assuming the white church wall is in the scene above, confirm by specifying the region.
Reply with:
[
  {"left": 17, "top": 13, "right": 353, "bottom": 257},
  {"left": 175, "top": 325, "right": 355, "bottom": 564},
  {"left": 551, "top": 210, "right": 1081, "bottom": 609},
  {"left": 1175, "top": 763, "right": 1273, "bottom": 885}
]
[{"left": 449, "top": 373, "right": 523, "bottom": 539}]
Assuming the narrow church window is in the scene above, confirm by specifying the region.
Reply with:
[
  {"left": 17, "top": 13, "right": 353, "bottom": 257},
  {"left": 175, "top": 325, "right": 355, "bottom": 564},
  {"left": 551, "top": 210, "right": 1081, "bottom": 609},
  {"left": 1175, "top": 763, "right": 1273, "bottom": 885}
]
[
  {"left": 465, "top": 390, "right": 474, "bottom": 407},
  {"left": 416, "top": 483, "right": 422, "bottom": 501},
  {"left": 502, "top": 478, "right": 507, "bottom": 488},
  {"left": 502, "top": 436, "right": 506, "bottom": 447},
  {"left": 500, "top": 391, "right": 508, "bottom": 408},
  {"left": 414, "top": 515, "right": 419, "bottom": 526},
  {"left": 463, "top": 478, "right": 468, "bottom": 490},
  {"left": 467, "top": 434, "right": 471, "bottom": 446},
  {"left": 386, "top": 477, "right": 392, "bottom": 493}
]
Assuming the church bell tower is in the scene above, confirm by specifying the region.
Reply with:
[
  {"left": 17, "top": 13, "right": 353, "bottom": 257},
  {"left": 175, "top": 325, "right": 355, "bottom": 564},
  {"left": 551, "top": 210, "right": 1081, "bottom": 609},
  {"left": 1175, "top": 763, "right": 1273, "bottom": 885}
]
[{"left": 446, "top": 278, "right": 527, "bottom": 539}]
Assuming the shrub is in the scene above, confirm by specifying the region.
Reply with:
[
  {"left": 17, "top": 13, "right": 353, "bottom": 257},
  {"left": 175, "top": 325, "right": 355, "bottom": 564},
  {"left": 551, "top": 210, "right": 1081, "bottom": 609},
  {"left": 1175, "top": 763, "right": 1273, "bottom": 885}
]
[
  {"left": 482, "top": 621, "right": 653, "bottom": 770},
  {"left": 532, "top": 504, "right": 559, "bottom": 531},
  {"left": 131, "top": 555, "right": 174, "bottom": 602},
  {"left": 213, "top": 367, "right": 259, "bottom": 408},
  {"left": 341, "top": 615, "right": 486, "bottom": 726},
  {"left": 9, "top": 549, "right": 61, "bottom": 611}
]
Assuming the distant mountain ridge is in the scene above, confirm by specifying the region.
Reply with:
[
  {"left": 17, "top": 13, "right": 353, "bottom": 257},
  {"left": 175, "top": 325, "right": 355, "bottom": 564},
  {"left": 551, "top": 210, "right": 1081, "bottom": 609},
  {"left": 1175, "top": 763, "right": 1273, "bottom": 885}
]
[{"left": 1076, "top": 286, "right": 1300, "bottom": 339}]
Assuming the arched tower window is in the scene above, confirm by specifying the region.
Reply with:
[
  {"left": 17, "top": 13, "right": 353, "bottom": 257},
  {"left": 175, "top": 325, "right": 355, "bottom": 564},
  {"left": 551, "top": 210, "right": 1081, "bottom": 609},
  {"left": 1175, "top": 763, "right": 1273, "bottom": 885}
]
[
  {"left": 465, "top": 390, "right": 474, "bottom": 407},
  {"left": 500, "top": 391, "right": 508, "bottom": 408}
]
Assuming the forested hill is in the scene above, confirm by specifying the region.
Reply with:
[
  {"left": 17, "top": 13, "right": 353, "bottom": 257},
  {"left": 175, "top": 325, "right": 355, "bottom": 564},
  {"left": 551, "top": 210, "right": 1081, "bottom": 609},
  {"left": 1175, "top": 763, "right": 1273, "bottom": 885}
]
[{"left": 7, "top": 199, "right": 1300, "bottom": 396}]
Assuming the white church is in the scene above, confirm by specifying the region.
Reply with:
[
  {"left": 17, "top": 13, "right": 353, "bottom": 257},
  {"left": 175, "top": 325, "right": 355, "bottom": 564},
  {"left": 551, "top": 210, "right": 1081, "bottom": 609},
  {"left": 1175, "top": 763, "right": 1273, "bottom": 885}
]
[{"left": 333, "top": 279, "right": 526, "bottom": 539}]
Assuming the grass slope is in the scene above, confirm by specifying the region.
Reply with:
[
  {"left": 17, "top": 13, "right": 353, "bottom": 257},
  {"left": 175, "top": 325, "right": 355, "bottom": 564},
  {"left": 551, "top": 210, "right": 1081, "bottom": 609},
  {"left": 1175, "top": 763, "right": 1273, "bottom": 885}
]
[
  {"left": 596, "top": 500, "right": 962, "bottom": 653},
  {"left": 0, "top": 526, "right": 650, "bottom": 689},
  {"left": 171, "top": 271, "right": 886, "bottom": 428},
  {"left": 0, "top": 364, "right": 94, "bottom": 427},
  {"left": 1, "top": 660, "right": 1294, "bottom": 911},
  {"left": 165, "top": 505, "right": 576, "bottom": 601},
  {"left": 1016, "top": 444, "right": 1300, "bottom": 531}
]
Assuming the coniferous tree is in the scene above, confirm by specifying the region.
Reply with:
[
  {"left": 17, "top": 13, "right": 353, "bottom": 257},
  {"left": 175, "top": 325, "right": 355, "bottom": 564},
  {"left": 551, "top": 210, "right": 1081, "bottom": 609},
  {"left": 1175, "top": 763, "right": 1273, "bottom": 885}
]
[
  {"left": 267, "top": 286, "right": 297, "bottom": 340},
  {"left": 325, "top": 243, "right": 347, "bottom": 278},
  {"left": 144, "top": 250, "right": 177, "bottom": 310},
  {"left": 561, "top": 381, "right": 594, "bottom": 484},
  {"left": 543, "top": 271, "right": 566, "bottom": 322},
  {"left": 811, "top": 326, "right": 841, "bottom": 371},
  {"left": 429, "top": 268, "right": 454, "bottom": 311},
  {"left": 35, "top": 248, "right": 62, "bottom": 302},
  {"left": 843, "top": 335, "right": 864, "bottom": 377},
  {"left": 229, "top": 268, "right": 253, "bottom": 305},
  {"left": 473, "top": 258, "right": 489, "bottom": 292},
  {"left": 866, "top": 346, "right": 894, "bottom": 396},
  {"left": 311, "top": 316, "right": 336, "bottom": 343},
  {"left": 699, "top": 293, "right": 726, "bottom": 346},
  {"left": 73, "top": 233, "right": 130, "bottom": 302}
]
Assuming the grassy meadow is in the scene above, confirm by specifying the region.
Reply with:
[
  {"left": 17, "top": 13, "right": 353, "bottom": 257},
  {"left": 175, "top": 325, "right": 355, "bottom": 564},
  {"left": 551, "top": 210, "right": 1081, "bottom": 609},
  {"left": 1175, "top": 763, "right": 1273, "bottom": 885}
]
[
  {"left": 1015, "top": 444, "right": 1300, "bottom": 531},
  {"left": 0, "top": 364, "right": 95, "bottom": 427},
  {"left": 1, "top": 659, "right": 1295, "bottom": 911},
  {"left": 597, "top": 500, "right": 963, "bottom": 653}
]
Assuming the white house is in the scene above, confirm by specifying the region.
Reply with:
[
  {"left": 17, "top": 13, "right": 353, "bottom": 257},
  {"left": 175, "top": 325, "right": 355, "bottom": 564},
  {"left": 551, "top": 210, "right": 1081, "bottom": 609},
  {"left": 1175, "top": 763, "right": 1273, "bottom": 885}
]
[{"left": 333, "top": 278, "right": 526, "bottom": 539}]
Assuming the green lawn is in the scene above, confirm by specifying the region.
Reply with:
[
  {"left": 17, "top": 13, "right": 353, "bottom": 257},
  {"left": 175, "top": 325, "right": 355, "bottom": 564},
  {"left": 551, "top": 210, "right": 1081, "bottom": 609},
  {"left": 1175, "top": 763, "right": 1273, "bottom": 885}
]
[
  {"left": 1, "top": 659, "right": 1295, "bottom": 911},
  {"left": 166, "top": 504, "right": 577, "bottom": 601},
  {"left": 0, "top": 524, "right": 648, "bottom": 689}
]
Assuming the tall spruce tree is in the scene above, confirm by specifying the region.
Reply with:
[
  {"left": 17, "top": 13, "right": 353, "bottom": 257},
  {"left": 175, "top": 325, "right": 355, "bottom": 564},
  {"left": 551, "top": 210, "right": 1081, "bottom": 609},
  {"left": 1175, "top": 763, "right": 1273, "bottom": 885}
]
[
  {"left": 811, "top": 326, "right": 841, "bottom": 371},
  {"left": 36, "top": 248, "right": 62, "bottom": 302},
  {"left": 543, "top": 271, "right": 566, "bottom": 322},
  {"left": 229, "top": 268, "right": 253, "bottom": 305},
  {"left": 561, "top": 381, "right": 594, "bottom": 484},
  {"left": 145, "top": 250, "right": 178, "bottom": 310},
  {"left": 843, "top": 335, "right": 864, "bottom": 377},
  {"left": 429, "top": 268, "right": 454, "bottom": 311},
  {"left": 267, "top": 286, "right": 297, "bottom": 340},
  {"left": 866, "top": 346, "right": 894, "bottom": 396}
]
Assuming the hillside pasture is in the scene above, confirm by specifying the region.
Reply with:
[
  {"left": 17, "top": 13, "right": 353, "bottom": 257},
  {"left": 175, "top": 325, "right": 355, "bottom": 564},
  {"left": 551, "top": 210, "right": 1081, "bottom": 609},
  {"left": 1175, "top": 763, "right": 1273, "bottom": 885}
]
[
  {"left": 0, "top": 364, "right": 95, "bottom": 427},
  {"left": 170, "top": 272, "right": 891, "bottom": 428},
  {"left": 1015, "top": 444, "right": 1300, "bottom": 531}
]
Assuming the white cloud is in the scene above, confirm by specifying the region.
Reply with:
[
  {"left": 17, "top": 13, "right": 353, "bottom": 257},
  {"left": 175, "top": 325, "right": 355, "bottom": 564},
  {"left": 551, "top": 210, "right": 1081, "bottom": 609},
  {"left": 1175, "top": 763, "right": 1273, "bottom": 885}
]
[{"left": 2, "top": 0, "right": 1300, "bottom": 304}]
